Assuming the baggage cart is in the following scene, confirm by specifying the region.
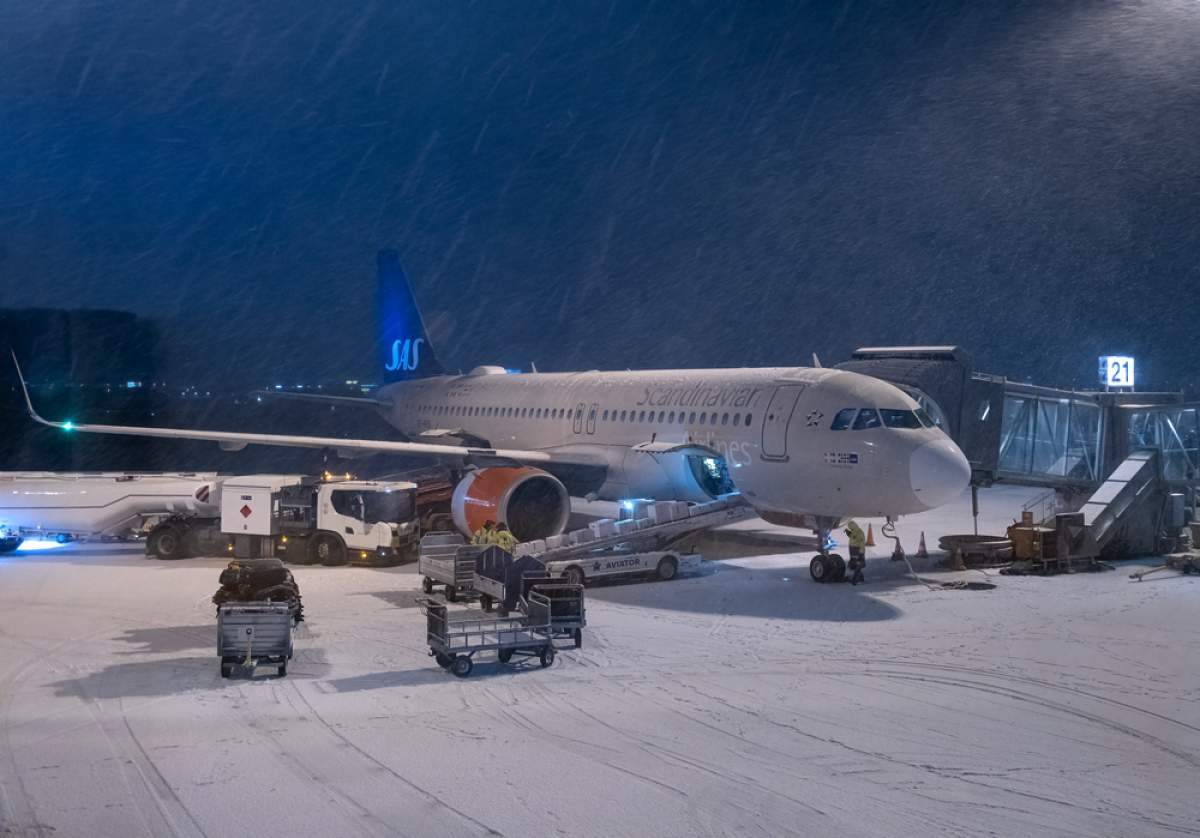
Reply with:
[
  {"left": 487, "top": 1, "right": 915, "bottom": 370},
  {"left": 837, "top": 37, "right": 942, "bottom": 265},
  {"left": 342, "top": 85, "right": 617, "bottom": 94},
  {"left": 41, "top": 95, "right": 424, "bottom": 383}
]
[
  {"left": 420, "top": 592, "right": 556, "bottom": 678},
  {"left": 529, "top": 582, "right": 586, "bottom": 649},
  {"left": 473, "top": 546, "right": 552, "bottom": 615},
  {"left": 418, "top": 532, "right": 483, "bottom": 602},
  {"left": 217, "top": 602, "right": 293, "bottom": 678}
]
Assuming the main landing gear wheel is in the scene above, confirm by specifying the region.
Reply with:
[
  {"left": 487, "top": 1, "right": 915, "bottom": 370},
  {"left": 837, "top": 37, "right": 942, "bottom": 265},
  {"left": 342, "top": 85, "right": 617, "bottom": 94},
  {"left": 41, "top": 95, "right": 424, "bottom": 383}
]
[
  {"left": 479, "top": 594, "right": 493, "bottom": 613},
  {"left": 445, "top": 585, "right": 458, "bottom": 603},
  {"left": 810, "top": 555, "right": 831, "bottom": 583},
  {"left": 450, "top": 656, "right": 473, "bottom": 677}
]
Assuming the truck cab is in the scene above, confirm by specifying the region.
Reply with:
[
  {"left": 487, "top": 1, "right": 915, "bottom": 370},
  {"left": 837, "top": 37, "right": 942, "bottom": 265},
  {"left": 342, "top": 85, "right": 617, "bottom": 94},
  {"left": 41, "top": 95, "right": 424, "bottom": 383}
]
[{"left": 308, "top": 480, "right": 420, "bottom": 565}]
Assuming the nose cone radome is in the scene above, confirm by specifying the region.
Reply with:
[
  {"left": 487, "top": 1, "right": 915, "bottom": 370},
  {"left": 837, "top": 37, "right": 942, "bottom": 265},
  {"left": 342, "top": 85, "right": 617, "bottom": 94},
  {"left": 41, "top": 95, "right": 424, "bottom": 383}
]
[{"left": 909, "top": 438, "right": 971, "bottom": 510}]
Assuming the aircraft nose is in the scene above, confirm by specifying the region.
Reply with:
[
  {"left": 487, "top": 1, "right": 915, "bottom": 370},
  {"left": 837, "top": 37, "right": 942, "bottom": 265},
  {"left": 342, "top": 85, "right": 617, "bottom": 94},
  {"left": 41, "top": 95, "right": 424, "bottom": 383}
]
[{"left": 909, "top": 438, "right": 971, "bottom": 510}]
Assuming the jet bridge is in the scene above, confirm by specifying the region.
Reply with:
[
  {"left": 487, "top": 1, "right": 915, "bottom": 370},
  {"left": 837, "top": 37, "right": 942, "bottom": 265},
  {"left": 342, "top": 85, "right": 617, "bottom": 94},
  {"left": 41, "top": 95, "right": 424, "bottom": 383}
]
[{"left": 838, "top": 347, "right": 1199, "bottom": 558}]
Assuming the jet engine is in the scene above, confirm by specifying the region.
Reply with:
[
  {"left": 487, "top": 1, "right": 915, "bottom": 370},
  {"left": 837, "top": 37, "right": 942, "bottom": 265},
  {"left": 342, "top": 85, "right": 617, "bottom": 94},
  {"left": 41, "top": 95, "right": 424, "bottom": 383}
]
[{"left": 450, "top": 467, "right": 571, "bottom": 542}]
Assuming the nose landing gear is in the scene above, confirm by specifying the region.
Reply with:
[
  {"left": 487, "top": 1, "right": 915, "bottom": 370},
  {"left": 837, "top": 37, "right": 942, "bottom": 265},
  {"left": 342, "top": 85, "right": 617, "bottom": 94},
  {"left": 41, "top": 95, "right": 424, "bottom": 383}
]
[{"left": 809, "top": 518, "right": 847, "bottom": 583}]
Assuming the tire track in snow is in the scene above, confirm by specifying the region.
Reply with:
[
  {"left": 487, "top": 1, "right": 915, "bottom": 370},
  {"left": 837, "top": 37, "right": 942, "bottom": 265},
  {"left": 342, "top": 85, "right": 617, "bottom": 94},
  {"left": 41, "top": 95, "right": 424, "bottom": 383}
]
[{"left": 283, "top": 679, "right": 504, "bottom": 836}]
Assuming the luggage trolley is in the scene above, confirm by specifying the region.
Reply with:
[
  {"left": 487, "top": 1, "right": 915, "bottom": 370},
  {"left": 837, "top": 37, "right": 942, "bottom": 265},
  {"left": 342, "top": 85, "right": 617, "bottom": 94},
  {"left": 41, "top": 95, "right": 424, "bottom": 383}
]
[
  {"left": 217, "top": 602, "right": 293, "bottom": 678},
  {"left": 418, "top": 532, "right": 482, "bottom": 602},
  {"left": 474, "top": 547, "right": 586, "bottom": 648},
  {"left": 420, "top": 591, "right": 556, "bottom": 678}
]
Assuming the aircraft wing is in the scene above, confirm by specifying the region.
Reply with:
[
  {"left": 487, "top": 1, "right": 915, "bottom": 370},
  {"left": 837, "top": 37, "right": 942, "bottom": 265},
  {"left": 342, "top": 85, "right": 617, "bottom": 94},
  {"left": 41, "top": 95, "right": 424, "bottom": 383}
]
[{"left": 11, "top": 353, "right": 556, "bottom": 466}]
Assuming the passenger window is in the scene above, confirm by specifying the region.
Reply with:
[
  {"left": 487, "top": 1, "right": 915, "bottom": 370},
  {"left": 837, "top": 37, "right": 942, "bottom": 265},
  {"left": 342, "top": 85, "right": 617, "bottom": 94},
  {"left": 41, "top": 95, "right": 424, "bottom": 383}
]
[
  {"left": 638, "top": 411, "right": 645, "bottom": 422},
  {"left": 619, "top": 410, "right": 627, "bottom": 421},
  {"left": 687, "top": 412, "right": 695, "bottom": 423},
  {"left": 831, "top": 408, "right": 857, "bottom": 430},
  {"left": 657, "top": 411, "right": 665, "bottom": 423},
  {"left": 853, "top": 409, "right": 882, "bottom": 430},
  {"left": 744, "top": 414, "right": 753, "bottom": 426},
  {"left": 668, "top": 411, "right": 675, "bottom": 423},
  {"left": 602, "top": 410, "right": 609, "bottom": 421},
  {"left": 699, "top": 413, "right": 707, "bottom": 425},
  {"left": 733, "top": 413, "right": 740, "bottom": 425}
]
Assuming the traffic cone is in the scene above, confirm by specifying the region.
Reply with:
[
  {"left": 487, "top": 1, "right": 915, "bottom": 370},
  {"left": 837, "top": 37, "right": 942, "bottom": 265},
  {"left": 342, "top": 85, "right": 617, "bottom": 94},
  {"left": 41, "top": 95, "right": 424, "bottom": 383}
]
[
  {"left": 916, "top": 531, "right": 929, "bottom": 559},
  {"left": 865, "top": 524, "right": 875, "bottom": 547},
  {"left": 891, "top": 538, "right": 906, "bottom": 562}
]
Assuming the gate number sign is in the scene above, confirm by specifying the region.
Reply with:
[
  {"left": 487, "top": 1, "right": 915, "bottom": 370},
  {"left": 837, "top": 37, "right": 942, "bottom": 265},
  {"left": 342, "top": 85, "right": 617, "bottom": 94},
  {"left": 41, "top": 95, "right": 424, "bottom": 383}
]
[{"left": 1099, "top": 356, "right": 1135, "bottom": 388}]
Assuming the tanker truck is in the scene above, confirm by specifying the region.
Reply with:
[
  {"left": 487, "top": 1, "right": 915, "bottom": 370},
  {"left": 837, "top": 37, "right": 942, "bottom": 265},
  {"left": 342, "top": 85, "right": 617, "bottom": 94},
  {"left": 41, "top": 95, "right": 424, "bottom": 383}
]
[{"left": 0, "top": 471, "right": 219, "bottom": 552}]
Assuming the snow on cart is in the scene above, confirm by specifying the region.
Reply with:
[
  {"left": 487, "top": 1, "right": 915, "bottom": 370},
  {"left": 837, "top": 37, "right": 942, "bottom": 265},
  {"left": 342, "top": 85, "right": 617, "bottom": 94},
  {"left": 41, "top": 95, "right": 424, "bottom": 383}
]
[{"left": 420, "top": 592, "right": 556, "bottom": 678}]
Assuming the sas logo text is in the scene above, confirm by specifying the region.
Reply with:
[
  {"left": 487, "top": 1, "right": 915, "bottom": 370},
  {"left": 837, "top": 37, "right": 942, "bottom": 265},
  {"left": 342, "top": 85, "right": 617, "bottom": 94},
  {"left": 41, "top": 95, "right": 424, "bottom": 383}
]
[{"left": 385, "top": 338, "right": 424, "bottom": 372}]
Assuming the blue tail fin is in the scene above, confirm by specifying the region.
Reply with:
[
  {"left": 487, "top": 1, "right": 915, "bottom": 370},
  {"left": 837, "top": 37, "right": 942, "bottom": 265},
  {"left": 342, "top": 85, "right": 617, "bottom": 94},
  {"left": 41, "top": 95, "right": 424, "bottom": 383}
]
[{"left": 376, "top": 250, "right": 444, "bottom": 382}]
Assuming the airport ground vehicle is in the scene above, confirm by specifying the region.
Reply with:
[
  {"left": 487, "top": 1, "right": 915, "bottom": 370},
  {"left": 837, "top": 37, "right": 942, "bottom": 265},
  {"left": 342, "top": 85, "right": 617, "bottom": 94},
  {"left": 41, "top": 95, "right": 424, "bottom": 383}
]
[
  {"left": 0, "top": 472, "right": 219, "bottom": 543},
  {"left": 217, "top": 602, "right": 293, "bottom": 678},
  {"left": 421, "top": 592, "right": 556, "bottom": 678},
  {"left": 547, "top": 550, "right": 701, "bottom": 586},
  {"left": 147, "top": 474, "right": 421, "bottom": 565}
]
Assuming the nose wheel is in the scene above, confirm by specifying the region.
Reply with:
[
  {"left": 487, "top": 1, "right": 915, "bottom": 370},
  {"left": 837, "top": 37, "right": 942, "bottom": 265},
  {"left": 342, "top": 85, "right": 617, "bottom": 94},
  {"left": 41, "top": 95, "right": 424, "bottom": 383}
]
[{"left": 809, "top": 553, "right": 846, "bottom": 583}]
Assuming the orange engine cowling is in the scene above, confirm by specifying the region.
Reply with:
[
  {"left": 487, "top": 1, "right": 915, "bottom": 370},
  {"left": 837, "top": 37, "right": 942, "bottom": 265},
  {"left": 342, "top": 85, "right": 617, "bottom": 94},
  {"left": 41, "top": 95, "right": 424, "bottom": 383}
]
[{"left": 451, "top": 467, "right": 570, "bottom": 542}]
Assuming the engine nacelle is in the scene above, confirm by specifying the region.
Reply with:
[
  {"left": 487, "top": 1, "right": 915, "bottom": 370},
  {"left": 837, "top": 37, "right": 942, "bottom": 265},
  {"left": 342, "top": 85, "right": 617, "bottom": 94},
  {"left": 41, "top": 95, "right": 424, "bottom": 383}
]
[{"left": 451, "top": 467, "right": 571, "bottom": 542}]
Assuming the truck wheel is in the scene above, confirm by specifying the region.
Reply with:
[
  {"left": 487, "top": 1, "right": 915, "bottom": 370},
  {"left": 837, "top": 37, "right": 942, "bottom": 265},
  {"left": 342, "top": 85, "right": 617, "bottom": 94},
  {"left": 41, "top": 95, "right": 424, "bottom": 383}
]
[
  {"left": 220, "top": 663, "right": 232, "bottom": 678},
  {"left": 539, "top": 646, "right": 555, "bottom": 668},
  {"left": 148, "top": 525, "right": 185, "bottom": 560},
  {"left": 573, "top": 628, "right": 583, "bottom": 649},
  {"left": 564, "top": 566, "right": 585, "bottom": 586},
  {"left": 655, "top": 556, "right": 678, "bottom": 581},
  {"left": 422, "top": 576, "right": 434, "bottom": 594},
  {"left": 497, "top": 648, "right": 513, "bottom": 663},
  {"left": 450, "top": 656, "right": 473, "bottom": 677},
  {"left": 312, "top": 534, "right": 346, "bottom": 566},
  {"left": 445, "top": 585, "right": 458, "bottom": 603},
  {"left": 479, "top": 594, "right": 493, "bottom": 612}
]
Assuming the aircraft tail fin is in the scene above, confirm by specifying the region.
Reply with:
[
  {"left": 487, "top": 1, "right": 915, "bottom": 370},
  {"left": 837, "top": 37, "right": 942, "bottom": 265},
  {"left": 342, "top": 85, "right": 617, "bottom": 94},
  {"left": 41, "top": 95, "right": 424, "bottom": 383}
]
[{"left": 376, "top": 250, "right": 444, "bottom": 383}]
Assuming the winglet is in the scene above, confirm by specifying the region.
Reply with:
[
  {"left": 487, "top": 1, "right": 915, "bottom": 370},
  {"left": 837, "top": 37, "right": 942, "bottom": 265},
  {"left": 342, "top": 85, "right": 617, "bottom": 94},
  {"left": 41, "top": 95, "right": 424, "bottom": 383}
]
[{"left": 10, "top": 351, "right": 57, "bottom": 428}]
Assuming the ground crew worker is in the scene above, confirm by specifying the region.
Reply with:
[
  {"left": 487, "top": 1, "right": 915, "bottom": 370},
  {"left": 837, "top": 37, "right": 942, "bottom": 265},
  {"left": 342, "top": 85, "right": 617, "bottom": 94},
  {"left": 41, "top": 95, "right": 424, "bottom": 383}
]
[
  {"left": 492, "top": 522, "right": 518, "bottom": 553},
  {"left": 845, "top": 519, "right": 867, "bottom": 585},
  {"left": 472, "top": 520, "right": 496, "bottom": 545}
]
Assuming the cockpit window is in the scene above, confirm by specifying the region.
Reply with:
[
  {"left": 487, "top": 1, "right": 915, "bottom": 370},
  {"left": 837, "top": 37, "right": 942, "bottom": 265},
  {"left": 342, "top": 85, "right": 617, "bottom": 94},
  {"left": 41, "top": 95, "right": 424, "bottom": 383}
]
[
  {"left": 830, "top": 408, "right": 857, "bottom": 430},
  {"left": 914, "top": 407, "right": 936, "bottom": 428},
  {"left": 852, "top": 408, "right": 882, "bottom": 430},
  {"left": 880, "top": 409, "right": 922, "bottom": 429}
]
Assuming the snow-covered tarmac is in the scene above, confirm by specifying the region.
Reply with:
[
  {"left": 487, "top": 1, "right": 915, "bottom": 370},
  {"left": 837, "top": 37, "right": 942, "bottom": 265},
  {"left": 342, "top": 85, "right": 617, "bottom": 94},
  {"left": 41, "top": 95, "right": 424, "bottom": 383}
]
[{"left": 1, "top": 487, "right": 1197, "bottom": 837}]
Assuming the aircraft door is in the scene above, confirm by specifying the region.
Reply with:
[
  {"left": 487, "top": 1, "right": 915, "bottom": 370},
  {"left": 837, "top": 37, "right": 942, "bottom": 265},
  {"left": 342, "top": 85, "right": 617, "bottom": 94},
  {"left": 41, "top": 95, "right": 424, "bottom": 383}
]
[
  {"left": 587, "top": 402, "right": 598, "bottom": 435},
  {"left": 761, "top": 385, "right": 806, "bottom": 460},
  {"left": 573, "top": 402, "right": 585, "bottom": 434}
]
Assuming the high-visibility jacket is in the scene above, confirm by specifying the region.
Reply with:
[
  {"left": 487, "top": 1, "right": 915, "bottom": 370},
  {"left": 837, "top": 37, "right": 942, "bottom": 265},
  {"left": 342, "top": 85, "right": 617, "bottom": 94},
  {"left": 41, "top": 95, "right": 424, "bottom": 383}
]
[
  {"left": 493, "top": 530, "right": 519, "bottom": 552},
  {"left": 472, "top": 527, "right": 493, "bottom": 545},
  {"left": 844, "top": 520, "right": 866, "bottom": 549}
]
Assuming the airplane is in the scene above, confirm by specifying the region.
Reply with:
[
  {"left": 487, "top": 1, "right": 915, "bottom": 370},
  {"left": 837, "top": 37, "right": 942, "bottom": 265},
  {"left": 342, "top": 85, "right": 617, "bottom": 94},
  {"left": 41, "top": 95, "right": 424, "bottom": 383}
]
[{"left": 12, "top": 250, "right": 971, "bottom": 581}]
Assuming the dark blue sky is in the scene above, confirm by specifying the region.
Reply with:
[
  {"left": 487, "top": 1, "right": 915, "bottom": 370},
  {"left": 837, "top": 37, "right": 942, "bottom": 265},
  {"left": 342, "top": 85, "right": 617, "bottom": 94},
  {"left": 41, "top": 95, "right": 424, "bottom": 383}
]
[{"left": 2, "top": 1, "right": 1198, "bottom": 391}]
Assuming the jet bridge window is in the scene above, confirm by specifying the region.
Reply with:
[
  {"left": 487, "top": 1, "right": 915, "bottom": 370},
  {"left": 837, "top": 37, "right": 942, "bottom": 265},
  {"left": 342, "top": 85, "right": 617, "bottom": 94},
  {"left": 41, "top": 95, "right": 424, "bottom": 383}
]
[
  {"left": 880, "top": 409, "right": 922, "bottom": 429},
  {"left": 853, "top": 409, "right": 882, "bottom": 430}
]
